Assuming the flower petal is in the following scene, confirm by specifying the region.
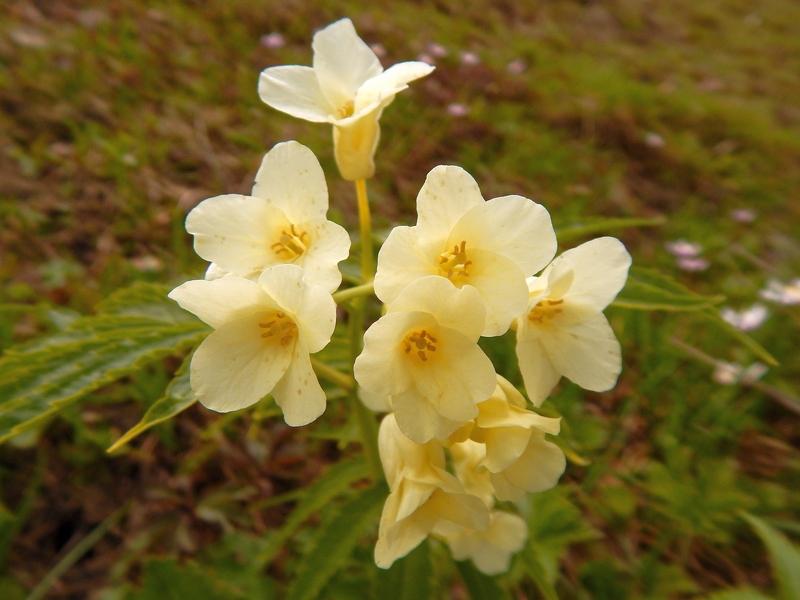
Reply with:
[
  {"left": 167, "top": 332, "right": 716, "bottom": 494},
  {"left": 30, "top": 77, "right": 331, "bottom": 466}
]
[
  {"left": 251, "top": 141, "right": 330, "bottom": 221},
  {"left": 354, "top": 311, "right": 427, "bottom": 396},
  {"left": 560, "top": 237, "right": 632, "bottom": 310},
  {"left": 353, "top": 61, "right": 435, "bottom": 114},
  {"left": 515, "top": 334, "right": 562, "bottom": 407},
  {"left": 312, "top": 18, "right": 383, "bottom": 111},
  {"left": 271, "top": 340, "right": 327, "bottom": 426},
  {"left": 296, "top": 219, "right": 351, "bottom": 293},
  {"left": 416, "top": 166, "right": 485, "bottom": 245},
  {"left": 257, "top": 265, "right": 336, "bottom": 353},
  {"left": 388, "top": 276, "right": 487, "bottom": 341},
  {"left": 392, "top": 389, "right": 464, "bottom": 444},
  {"left": 541, "top": 312, "right": 622, "bottom": 392},
  {"left": 332, "top": 116, "right": 381, "bottom": 181},
  {"left": 169, "top": 277, "right": 274, "bottom": 329},
  {"left": 462, "top": 248, "right": 529, "bottom": 336},
  {"left": 258, "top": 65, "right": 333, "bottom": 122},
  {"left": 491, "top": 432, "right": 565, "bottom": 500},
  {"left": 374, "top": 226, "right": 438, "bottom": 305},
  {"left": 190, "top": 315, "right": 293, "bottom": 412},
  {"left": 186, "top": 194, "right": 287, "bottom": 277}
]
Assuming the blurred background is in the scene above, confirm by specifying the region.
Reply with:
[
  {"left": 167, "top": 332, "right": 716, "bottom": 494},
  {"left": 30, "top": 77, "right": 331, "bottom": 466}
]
[{"left": 1, "top": 1, "right": 799, "bottom": 598}]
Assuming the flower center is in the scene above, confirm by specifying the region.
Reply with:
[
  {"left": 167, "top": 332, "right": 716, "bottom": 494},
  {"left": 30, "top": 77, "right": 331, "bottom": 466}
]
[
  {"left": 258, "top": 311, "right": 298, "bottom": 346},
  {"left": 527, "top": 298, "right": 564, "bottom": 325},
  {"left": 439, "top": 240, "right": 472, "bottom": 285},
  {"left": 337, "top": 99, "right": 355, "bottom": 119},
  {"left": 402, "top": 329, "right": 438, "bottom": 362},
  {"left": 271, "top": 224, "right": 308, "bottom": 259}
]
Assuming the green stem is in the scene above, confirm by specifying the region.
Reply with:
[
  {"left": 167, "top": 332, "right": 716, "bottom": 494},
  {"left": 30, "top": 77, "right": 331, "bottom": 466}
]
[
  {"left": 332, "top": 281, "right": 375, "bottom": 304},
  {"left": 311, "top": 357, "right": 355, "bottom": 391},
  {"left": 355, "top": 178, "right": 375, "bottom": 281}
]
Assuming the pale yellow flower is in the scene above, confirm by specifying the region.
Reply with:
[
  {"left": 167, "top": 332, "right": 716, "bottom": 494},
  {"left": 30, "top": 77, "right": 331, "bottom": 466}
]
[
  {"left": 258, "top": 18, "right": 434, "bottom": 181},
  {"left": 185, "top": 141, "right": 350, "bottom": 293},
  {"left": 515, "top": 237, "right": 632, "bottom": 406},
  {"left": 374, "top": 165, "right": 557, "bottom": 336},
  {"left": 441, "top": 510, "right": 528, "bottom": 575},
  {"left": 354, "top": 276, "right": 497, "bottom": 443},
  {"left": 448, "top": 378, "right": 566, "bottom": 502},
  {"left": 375, "top": 414, "right": 489, "bottom": 569},
  {"left": 168, "top": 265, "right": 336, "bottom": 426}
]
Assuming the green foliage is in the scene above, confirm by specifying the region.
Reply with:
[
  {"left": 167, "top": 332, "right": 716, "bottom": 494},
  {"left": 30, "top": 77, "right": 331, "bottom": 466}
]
[
  {"left": 742, "top": 513, "right": 800, "bottom": 600},
  {"left": 285, "top": 483, "right": 387, "bottom": 600},
  {"left": 613, "top": 267, "right": 725, "bottom": 311},
  {"left": 256, "top": 455, "right": 370, "bottom": 565},
  {"left": 107, "top": 357, "right": 196, "bottom": 452},
  {"left": 374, "top": 540, "right": 435, "bottom": 600},
  {"left": 555, "top": 216, "right": 666, "bottom": 244},
  {"left": 0, "top": 283, "right": 208, "bottom": 442},
  {"left": 456, "top": 559, "right": 512, "bottom": 600}
]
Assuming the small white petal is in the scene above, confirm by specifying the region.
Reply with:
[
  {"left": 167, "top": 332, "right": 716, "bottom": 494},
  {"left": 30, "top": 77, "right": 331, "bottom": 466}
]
[
  {"left": 515, "top": 334, "right": 562, "bottom": 407},
  {"left": 257, "top": 266, "right": 336, "bottom": 353},
  {"left": 393, "top": 389, "right": 464, "bottom": 445},
  {"left": 354, "top": 61, "right": 435, "bottom": 113},
  {"left": 312, "top": 18, "right": 383, "bottom": 111},
  {"left": 541, "top": 311, "right": 622, "bottom": 392},
  {"left": 491, "top": 432, "right": 566, "bottom": 501},
  {"left": 251, "top": 141, "right": 329, "bottom": 222},
  {"left": 271, "top": 340, "right": 327, "bottom": 426},
  {"left": 296, "top": 219, "right": 350, "bottom": 293},
  {"left": 374, "top": 226, "right": 438, "bottom": 305},
  {"left": 560, "top": 237, "right": 632, "bottom": 310},
  {"left": 186, "top": 194, "right": 287, "bottom": 278},
  {"left": 169, "top": 277, "right": 275, "bottom": 329},
  {"left": 387, "top": 276, "right": 487, "bottom": 341},
  {"left": 190, "top": 315, "right": 294, "bottom": 413},
  {"left": 416, "top": 166, "right": 485, "bottom": 245},
  {"left": 258, "top": 65, "right": 333, "bottom": 122},
  {"left": 451, "top": 195, "right": 556, "bottom": 277}
]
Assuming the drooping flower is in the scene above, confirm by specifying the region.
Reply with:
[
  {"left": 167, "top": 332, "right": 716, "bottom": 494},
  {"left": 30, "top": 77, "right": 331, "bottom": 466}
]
[
  {"left": 448, "top": 379, "right": 566, "bottom": 502},
  {"left": 168, "top": 265, "right": 336, "bottom": 426},
  {"left": 720, "top": 303, "right": 769, "bottom": 331},
  {"left": 354, "top": 276, "right": 497, "bottom": 444},
  {"left": 515, "top": 237, "right": 631, "bottom": 406},
  {"left": 374, "top": 165, "right": 557, "bottom": 336},
  {"left": 375, "top": 414, "right": 489, "bottom": 569},
  {"left": 440, "top": 510, "right": 528, "bottom": 575},
  {"left": 439, "top": 436, "right": 530, "bottom": 573},
  {"left": 258, "top": 18, "right": 434, "bottom": 181},
  {"left": 185, "top": 141, "right": 350, "bottom": 293},
  {"left": 759, "top": 278, "right": 800, "bottom": 305}
]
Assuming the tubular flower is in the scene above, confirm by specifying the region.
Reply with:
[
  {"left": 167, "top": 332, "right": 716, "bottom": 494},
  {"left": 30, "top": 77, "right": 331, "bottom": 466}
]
[
  {"left": 515, "top": 237, "right": 632, "bottom": 406},
  {"left": 258, "top": 18, "right": 434, "bottom": 181},
  {"left": 447, "top": 376, "right": 566, "bottom": 501},
  {"left": 375, "top": 414, "right": 489, "bottom": 569},
  {"left": 185, "top": 141, "right": 350, "bottom": 293},
  {"left": 374, "top": 165, "right": 557, "bottom": 336},
  {"left": 168, "top": 265, "right": 336, "bottom": 426},
  {"left": 354, "top": 276, "right": 497, "bottom": 444}
]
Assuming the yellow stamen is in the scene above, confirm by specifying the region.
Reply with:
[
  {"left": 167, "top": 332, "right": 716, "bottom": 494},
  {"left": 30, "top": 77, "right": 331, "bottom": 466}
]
[
  {"left": 258, "top": 311, "right": 297, "bottom": 346},
  {"left": 272, "top": 224, "right": 309, "bottom": 259},
  {"left": 402, "top": 329, "right": 438, "bottom": 362},
  {"left": 438, "top": 240, "right": 472, "bottom": 284},
  {"left": 527, "top": 298, "right": 564, "bottom": 324}
]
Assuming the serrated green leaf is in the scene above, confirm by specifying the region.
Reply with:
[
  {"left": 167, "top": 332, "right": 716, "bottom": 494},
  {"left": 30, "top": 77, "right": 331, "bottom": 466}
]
[
  {"left": 456, "top": 559, "right": 512, "bottom": 600},
  {"left": 107, "top": 356, "right": 196, "bottom": 453},
  {"left": 255, "top": 455, "right": 370, "bottom": 566},
  {"left": 0, "top": 282, "right": 208, "bottom": 443},
  {"left": 374, "top": 540, "right": 434, "bottom": 600},
  {"left": 285, "top": 483, "right": 387, "bottom": 600},
  {"left": 741, "top": 513, "right": 800, "bottom": 600},
  {"left": 612, "top": 267, "right": 725, "bottom": 311},
  {"left": 555, "top": 216, "right": 665, "bottom": 243}
]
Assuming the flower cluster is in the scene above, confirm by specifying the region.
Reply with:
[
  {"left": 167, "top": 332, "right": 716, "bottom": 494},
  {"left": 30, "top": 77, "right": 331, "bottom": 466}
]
[
  {"left": 169, "top": 17, "right": 632, "bottom": 576},
  {"left": 355, "top": 164, "right": 631, "bottom": 569}
]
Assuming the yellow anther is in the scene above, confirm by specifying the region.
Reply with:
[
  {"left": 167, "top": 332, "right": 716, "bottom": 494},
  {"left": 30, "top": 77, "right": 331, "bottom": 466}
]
[
  {"left": 337, "top": 99, "right": 355, "bottom": 119},
  {"left": 258, "top": 311, "right": 297, "bottom": 346},
  {"left": 402, "top": 329, "right": 438, "bottom": 362},
  {"left": 528, "top": 298, "right": 565, "bottom": 325},
  {"left": 438, "top": 240, "right": 472, "bottom": 282},
  {"left": 272, "top": 224, "right": 308, "bottom": 259}
]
